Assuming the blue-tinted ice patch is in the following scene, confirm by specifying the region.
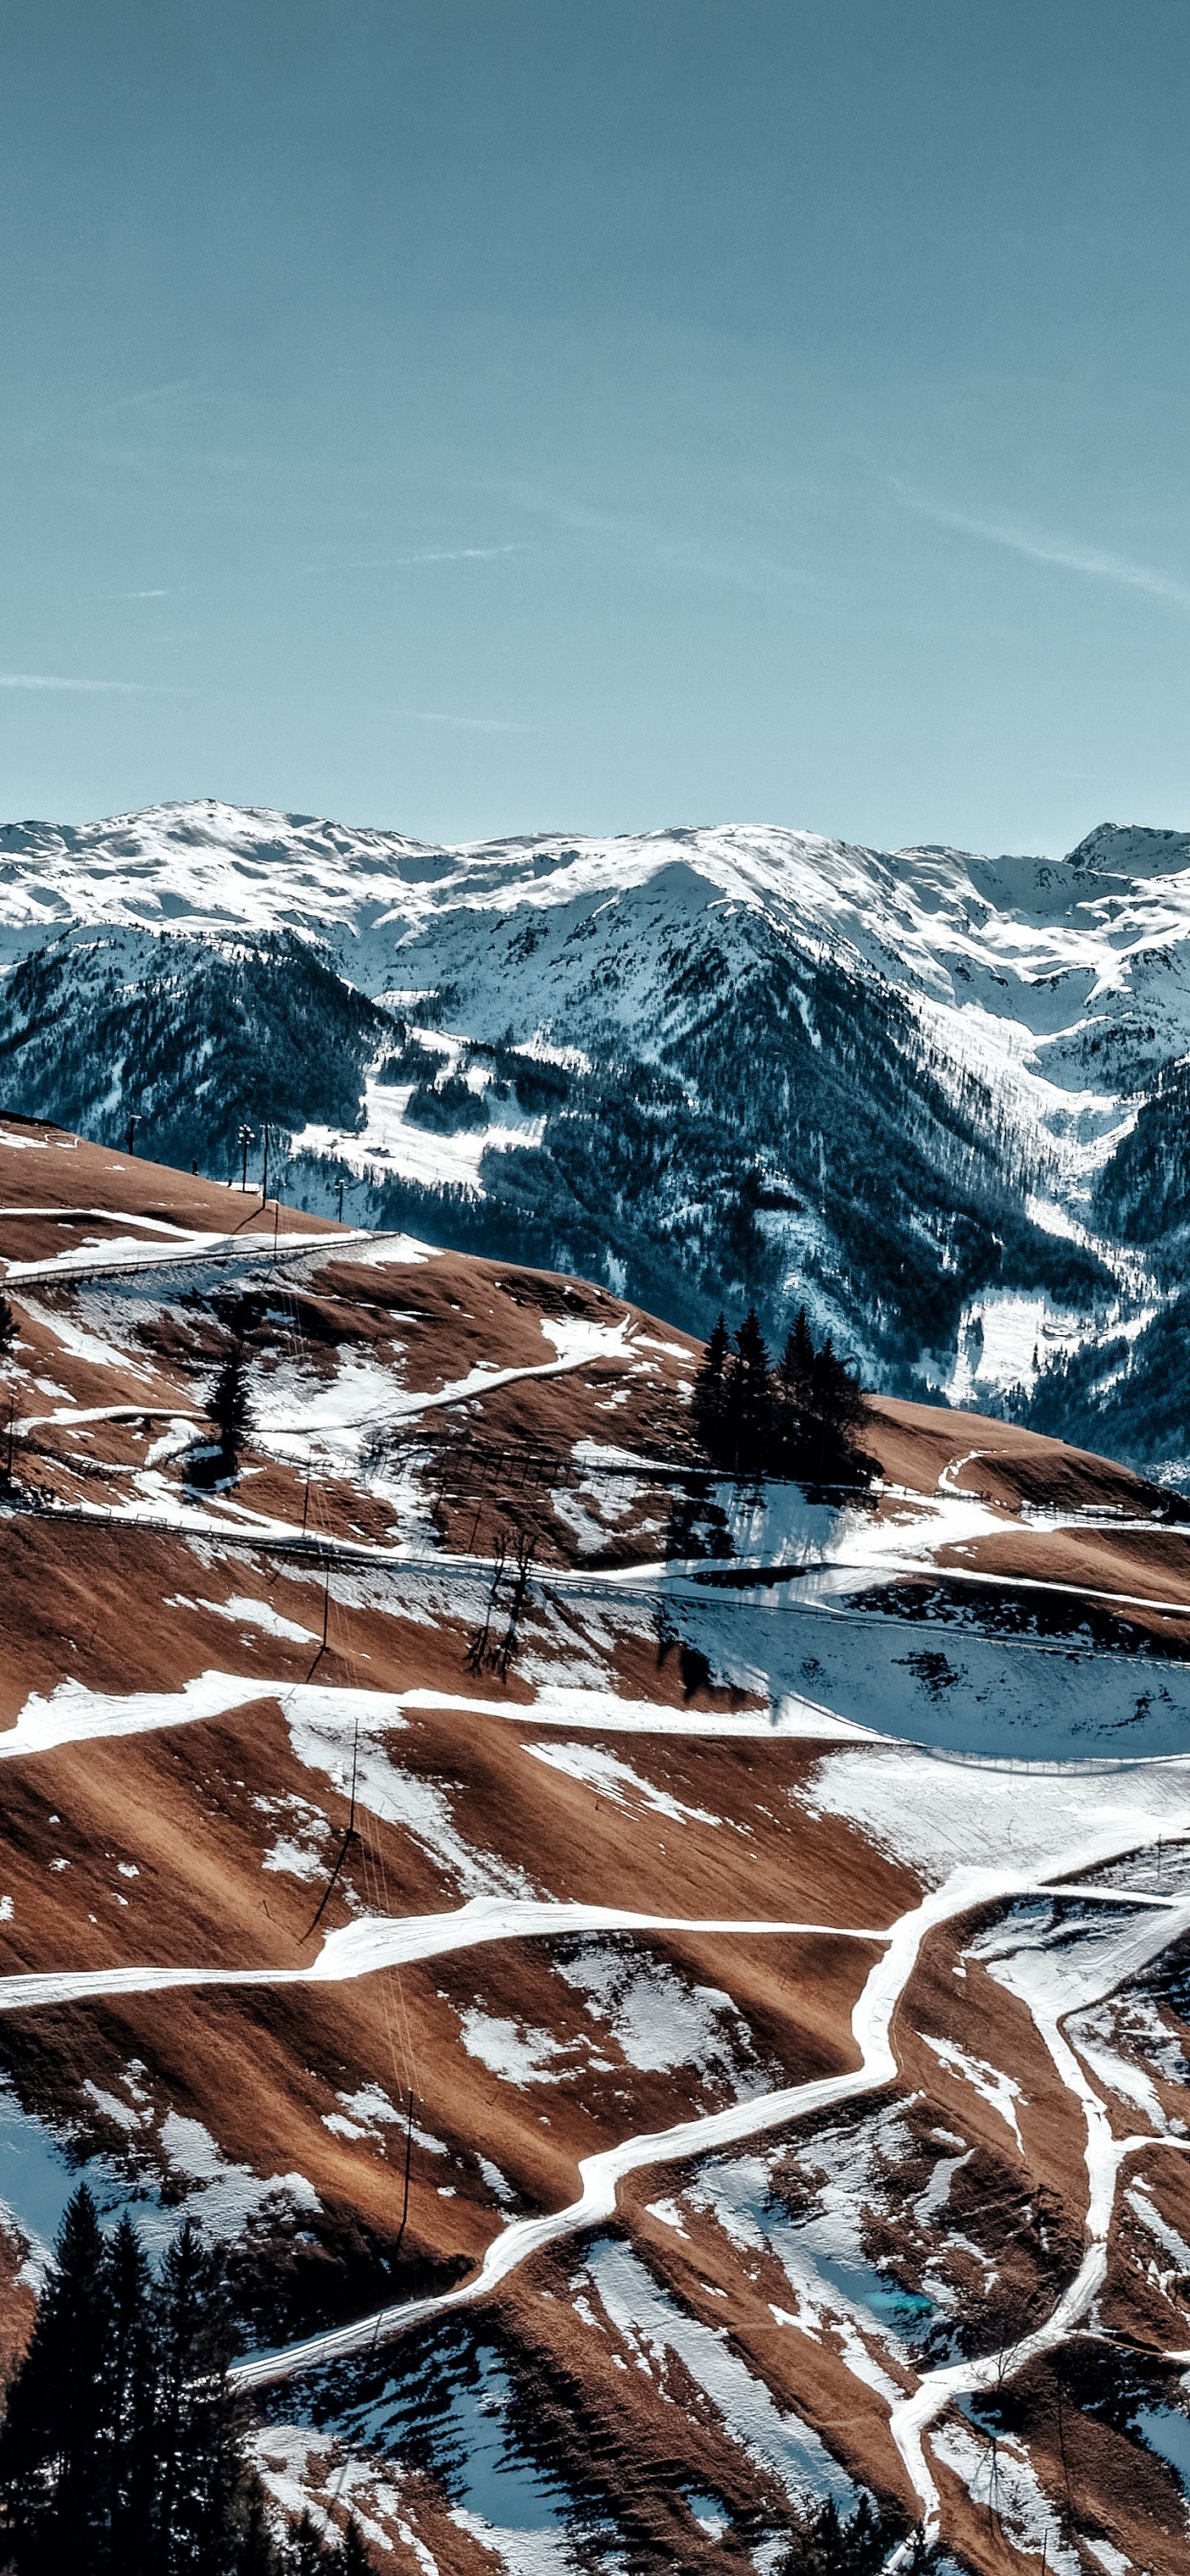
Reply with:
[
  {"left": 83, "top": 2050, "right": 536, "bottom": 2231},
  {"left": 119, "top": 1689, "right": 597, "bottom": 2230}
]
[
  {"left": 0, "top": 2073, "right": 178, "bottom": 2275},
  {"left": 1134, "top": 2405, "right": 1190, "bottom": 2505},
  {"left": 684, "top": 2115, "right": 950, "bottom": 2393},
  {"left": 0, "top": 2068, "right": 318, "bottom": 2280},
  {"left": 326, "top": 2326, "right": 598, "bottom": 2568}
]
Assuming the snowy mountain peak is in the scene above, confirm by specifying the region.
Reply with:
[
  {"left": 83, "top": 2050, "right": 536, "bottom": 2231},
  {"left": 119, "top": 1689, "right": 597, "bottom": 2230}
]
[{"left": 1064, "top": 818, "right": 1190, "bottom": 875}]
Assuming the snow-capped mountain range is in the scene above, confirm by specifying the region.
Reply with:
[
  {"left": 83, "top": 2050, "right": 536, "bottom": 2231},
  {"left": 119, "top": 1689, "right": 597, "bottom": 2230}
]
[{"left": 5, "top": 798, "right": 1190, "bottom": 1469}]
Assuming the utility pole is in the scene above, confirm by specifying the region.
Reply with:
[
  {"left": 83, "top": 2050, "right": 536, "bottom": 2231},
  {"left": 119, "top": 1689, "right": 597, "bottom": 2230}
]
[
  {"left": 261, "top": 1122, "right": 270, "bottom": 1203},
  {"left": 238, "top": 1124, "right": 255, "bottom": 1192},
  {"left": 126, "top": 1112, "right": 142, "bottom": 1157},
  {"left": 336, "top": 1176, "right": 345, "bottom": 1224}
]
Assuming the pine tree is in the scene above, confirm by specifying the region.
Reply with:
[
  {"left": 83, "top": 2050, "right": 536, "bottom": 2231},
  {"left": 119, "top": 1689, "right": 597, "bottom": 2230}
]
[
  {"left": 289, "top": 2511, "right": 336, "bottom": 2571},
  {"left": 0, "top": 1291, "right": 16, "bottom": 1356},
  {"left": 692, "top": 1314, "right": 731, "bottom": 1451},
  {"left": 206, "top": 1332, "right": 252, "bottom": 1466},
  {"left": 779, "top": 1305, "right": 815, "bottom": 1407},
  {"left": 807, "top": 1332, "right": 865, "bottom": 1439},
  {"left": 0, "top": 2183, "right": 113, "bottom": 2573},
  {"left": 153, "top": 2220, "right": 242, "bottom": 2576},
  {"left": 238, "top": 2483, "right": 284, "bottom": 2575},
  {"left": 774, "top": 2494, "right": 902, "bottom": 2574},
  {"left": 103, "top": 2213, "right": 156, "bottom": 2567},
  {"left": 733, "top": 1309, "right": 772, "bottom": 1468},
  {"left": 340, "top": 2519, "right": 373, "bottom": 2574}
]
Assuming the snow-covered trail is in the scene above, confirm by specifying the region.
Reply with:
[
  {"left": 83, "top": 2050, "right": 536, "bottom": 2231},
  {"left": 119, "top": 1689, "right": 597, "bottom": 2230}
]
[
  {"left": 888, "top": 1888, "right": 1190, "bottom": 2538},
  {"left": 2, "top": 1221, "right": 362, "bottom": 1286},
  {"left": 0, "top": 1896, "right": 890, "bottom": 2015},
  {"left": 0, "top": 1662, "right": 867, "bottom": 1763},
  {"left": 234, "top": 1844, "right": 1190, "bottom": 2391},
  {"left": 19, "top": 1323, "right": 634, "bottom": 1447},
  {"left": 21, "top": 1402, "right": 203, "bottom": 1431},
  {"left": 0, "top": 1205, "right": 196, "bottom": 1234},
  {"left": 263, "top": 1329, "right": 637, "bottom": 1437},
  {"left": 705, "top": 1550, "right": 1190, "bottom": 1623}
]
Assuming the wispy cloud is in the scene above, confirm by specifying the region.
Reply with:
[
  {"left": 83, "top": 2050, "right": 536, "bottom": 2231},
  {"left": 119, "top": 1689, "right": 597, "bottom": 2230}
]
[
  {"left": 85, "top": 378, "right": 195, "bottom": 424},
  {"left": 294, "top": 543, "right": 523, "bottom": 580},
  {"left": 401, "top": 545, "right": 520, "bottom": 565},
  {"left": 0, "top": 672, "right": 151, "bottom": 693},
  {"left": 470, "top": 477, "right": 825, "bottom": 601},
  {"left": 398, "top": 707, "right": 538, "bottom": 734},
  {"left": 895, "top": 485, "right": 1190, "bottom": 612},
  {"left": 106, "top": 587, "right": 171, "bottom": 601}
]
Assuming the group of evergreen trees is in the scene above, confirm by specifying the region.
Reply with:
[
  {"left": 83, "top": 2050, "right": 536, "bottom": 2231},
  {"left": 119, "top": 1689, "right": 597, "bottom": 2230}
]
[
  {"left": 775, "top": 2496, "right": 939, "bottom": 2572},
  {"left": 693, "top": 1304, "right": 871, "bottom": 1482},
  {"left": 0, "top": 2188, "right": 371, "bottom": 2575}
]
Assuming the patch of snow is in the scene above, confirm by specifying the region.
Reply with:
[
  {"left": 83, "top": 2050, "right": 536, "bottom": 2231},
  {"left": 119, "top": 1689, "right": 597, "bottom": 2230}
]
[
  {"left": 523, "top": 1739, "right": 722, "bottom": 1828},
  {"left": 555, "top": 1941, "right": 770, "bottom": 2091},
  {"left": 477, "top": 2154, "right": 515, "bottom": 2206},
  {"left": 928, "top": 2418, "right": 1078, "bottom": 2570},
  {"left": 170, "top": 1592, "right": 319, "bottom": 1644},
  {"left": 1, "top": 1668, "right": 268, "bottom": 1761},
  {"left": 158, "top": 2112, "right": 320, "bottom": 2239},
  {"left": 457, "top": 2009, "right": 581, "bottom": 2087},
  {"left": 291, "top": 1072, "right": 545, "bottom": 1196},
  {"left": 282, "top": 1696, "right": 534, "bottom": 1900},
  {"left": 1085, "top": 2542, "right": 1133, "bottom": 2576},
  {"left": 644, "top": 2197, "right": 689, "bottom": 2237},
  {"left": 1126, "top": 2175, "right": 1190, "bottom": 2277},
  {"left": 921, "top": 2036, "right": 1025, "bottom": 2150},
  {"left": 1068, "top": 2000, "right": 1170, "bottom": 2131},
  {"left": 578, "top": 2237, "right": 857, "bottom": 2510},
  {"left": 688, "top": 2108, "right": 934, "bottom": 2397}
]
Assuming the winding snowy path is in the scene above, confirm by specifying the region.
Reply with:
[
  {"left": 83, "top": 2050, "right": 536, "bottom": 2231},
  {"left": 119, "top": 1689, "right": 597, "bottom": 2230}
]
[
  {"left": 0, "top": 1897, "right": 890, "bottom": 2015},
  {"left": 232, "top": 1851, "right": 1190, "bottom": 2394}
]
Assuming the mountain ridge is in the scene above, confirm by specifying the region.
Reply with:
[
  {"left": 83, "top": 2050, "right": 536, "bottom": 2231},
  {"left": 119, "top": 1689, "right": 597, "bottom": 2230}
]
[{"left": 4, "top": 799, "right": 1190, "bottom": 1474}]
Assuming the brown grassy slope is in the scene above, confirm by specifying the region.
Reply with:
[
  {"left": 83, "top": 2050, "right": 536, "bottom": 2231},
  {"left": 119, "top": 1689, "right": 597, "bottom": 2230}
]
[{"left": 0, "top": 1119, "right": 1187, "bottom": 2567}]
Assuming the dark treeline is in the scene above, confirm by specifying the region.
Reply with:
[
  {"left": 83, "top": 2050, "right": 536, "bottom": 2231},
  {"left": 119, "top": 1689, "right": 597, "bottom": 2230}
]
[
  {"left": 0, "top": 2187, "right": 370, "bottom": 2576},
  {"left": 693, "top": 1304, "right": 872, "bottom": 1483}
]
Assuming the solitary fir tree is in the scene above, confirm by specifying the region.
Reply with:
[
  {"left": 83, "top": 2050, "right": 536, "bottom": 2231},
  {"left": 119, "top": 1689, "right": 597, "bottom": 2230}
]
[
  {"left": 692, "top": 1313, "right": 732, "bottom": 1451},
  {"left": 206, "top": 1329, "right": 253, "bottom": 1468}
]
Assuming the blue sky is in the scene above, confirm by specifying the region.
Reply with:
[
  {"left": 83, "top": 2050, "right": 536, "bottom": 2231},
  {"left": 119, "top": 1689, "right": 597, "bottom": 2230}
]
[{"left": 2, "top": 0, "right": 1188, "bottom": 854}]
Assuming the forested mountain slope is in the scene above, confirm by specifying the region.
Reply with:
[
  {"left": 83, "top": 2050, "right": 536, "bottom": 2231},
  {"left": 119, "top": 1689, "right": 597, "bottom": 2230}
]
[{"left": 3, "top": 801, "right": 1190, "bottom": 1472}]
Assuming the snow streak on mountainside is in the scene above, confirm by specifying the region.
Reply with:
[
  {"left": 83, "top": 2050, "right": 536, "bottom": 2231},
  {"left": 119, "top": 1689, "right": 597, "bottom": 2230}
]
[{"left": 3, "top": 801, "right": 1190, "bottom": 1470}]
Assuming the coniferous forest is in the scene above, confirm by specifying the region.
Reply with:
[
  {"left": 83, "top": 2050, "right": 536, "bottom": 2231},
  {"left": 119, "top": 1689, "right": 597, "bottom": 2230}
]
[{"left": 0, "top": 2189, "right": 371, "bottom": 2576}]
